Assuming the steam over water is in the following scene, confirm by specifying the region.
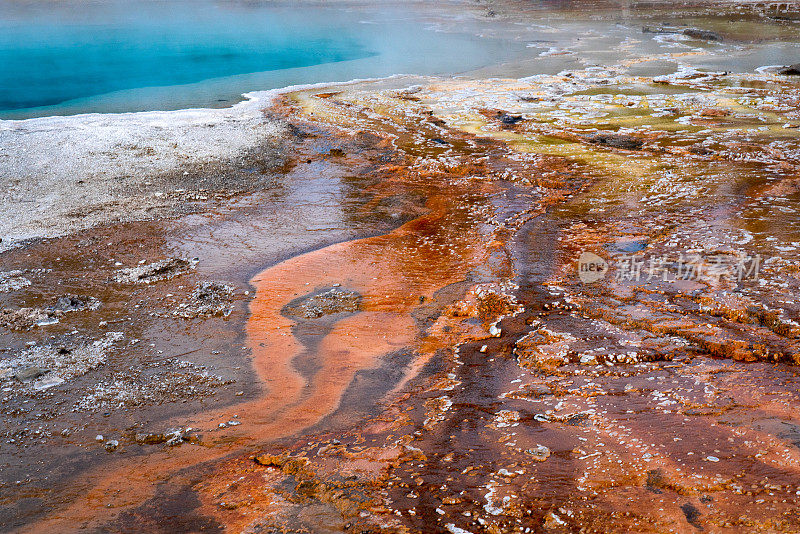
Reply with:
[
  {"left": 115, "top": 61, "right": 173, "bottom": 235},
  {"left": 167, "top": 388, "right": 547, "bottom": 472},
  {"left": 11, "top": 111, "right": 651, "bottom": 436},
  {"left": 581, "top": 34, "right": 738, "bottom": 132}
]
[{"left": 0, "top": 0, "right": 524, "bottom": 118}]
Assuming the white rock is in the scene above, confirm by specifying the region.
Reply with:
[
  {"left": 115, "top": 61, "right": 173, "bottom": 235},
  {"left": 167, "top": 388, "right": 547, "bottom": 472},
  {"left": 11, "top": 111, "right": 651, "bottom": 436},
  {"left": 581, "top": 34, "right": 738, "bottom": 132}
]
[{"left": 526, "top": 444, "right": 551, "bottom": 461}]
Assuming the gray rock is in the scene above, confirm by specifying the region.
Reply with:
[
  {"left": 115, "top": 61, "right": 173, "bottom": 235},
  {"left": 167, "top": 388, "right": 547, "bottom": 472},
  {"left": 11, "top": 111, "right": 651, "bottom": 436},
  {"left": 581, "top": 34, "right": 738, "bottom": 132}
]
[
  {"left": 0, "top": 308, "right": 57, "bottom": 330},
  {"left": 5, "top": 332, "right": 122, "bottom": 388},
  {"left": 0, "top": 271, "right": 31, "bottom": 293},
  {"left": 114, "top": 258, "right": 198, "bottom": 284},
  {"left": 683, "top": 28, "right": 723, "bottom": 41},
  {"left": 779, "top": 64, "right": 800, "bottom": 76},
  {"left": 174, "top": 281, "right": 234, "bottom": 318},
  {"left": 526, "top": 444, "right": 551, "bottom": 461},
  {"left": 588, "top": 133, "right": 644, "bottom": 150},
  {"left": 283, "top": 287, "right": 361, "bottom": 319},
  {"left": 498, "top": 112, "right": 524, "bottom": 125},
  {"left": 50, "top": 295, "right": 100, "bottom": 313},
  {"left": 14, "top": 366, "right": 49, "bottom": 382}
]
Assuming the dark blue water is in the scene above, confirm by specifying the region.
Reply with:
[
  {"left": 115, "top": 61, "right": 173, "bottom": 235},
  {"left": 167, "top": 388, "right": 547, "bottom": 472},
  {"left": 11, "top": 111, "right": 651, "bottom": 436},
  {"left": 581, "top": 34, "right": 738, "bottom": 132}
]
[{"left": 0, "top": 1, "right": 522, "bottom": 119}]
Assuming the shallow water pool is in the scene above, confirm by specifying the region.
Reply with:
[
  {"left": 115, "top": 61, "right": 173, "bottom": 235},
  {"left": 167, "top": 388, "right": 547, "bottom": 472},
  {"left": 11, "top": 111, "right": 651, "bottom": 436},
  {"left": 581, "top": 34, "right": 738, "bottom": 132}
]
[{"left": 0, "top": 0, "right": 523, "bottom": 118}]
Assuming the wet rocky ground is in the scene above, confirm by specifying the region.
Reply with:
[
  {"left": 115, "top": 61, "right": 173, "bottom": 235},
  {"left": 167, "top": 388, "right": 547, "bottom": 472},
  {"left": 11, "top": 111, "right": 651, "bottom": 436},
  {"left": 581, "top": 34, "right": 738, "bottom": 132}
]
[
  {"left": 3, "top": 0, "right": 800, "bottom": 532},
  {"left": 167, "top": 58, "right": 800, "bottom": 533},
  {"left": 0, "top": 93, "right": 420, "bottom": 530}
]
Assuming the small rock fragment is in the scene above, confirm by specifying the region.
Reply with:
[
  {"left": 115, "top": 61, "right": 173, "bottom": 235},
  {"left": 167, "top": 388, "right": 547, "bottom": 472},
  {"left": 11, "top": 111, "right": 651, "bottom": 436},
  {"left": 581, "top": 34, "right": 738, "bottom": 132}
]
[
  {"left": 283, "top": 287, "right": 361, "bottom": 319},
  {"left": 699, "top": 108, "right": 730, "bottom": 117},
  {"left": 588, "top": 133, "right": 644, "bottom": 150},
  {"left": 544, "top": 511, "right": 567, "bottom": 529},
  {"left": 165, "top": 429, "right": 184, "bottom": 447},
  {"left": 498, "top": 112, "right": 524, "bottom": 125},
  {"left": 33, "top": 376, "right": 64, "bottom": 391},
  {"left": 681, "top": 502, "right": 703, "bottom": 529},
  {"left": 175, "top": 281, "right": 235, "bottom": 318},
  {"left": 114, "top": 258, "right": 198, "bottom": 284},
  {"left": 50, "top": 295, "right": 100, "bottom": 313},
  {"left": 135, "top": 432, "right": 167, "bottom": 445},
  {"left": 15, "top": 366, "right": 48, "bottom": 382},
  {"left": 526, "top": 444, "right": 551, "bottom": 461},
  {"left": 0, "top": 308, "right": 57, "bottom": 330},
  {"left": 683, "top": 28, "right": 722, "bottom": 41},
  {"left": 0, "top": 271, "right": 31, "bottom": 293},
  {"left": 254, "top": 454, "right": 288, "bottom": 468}
]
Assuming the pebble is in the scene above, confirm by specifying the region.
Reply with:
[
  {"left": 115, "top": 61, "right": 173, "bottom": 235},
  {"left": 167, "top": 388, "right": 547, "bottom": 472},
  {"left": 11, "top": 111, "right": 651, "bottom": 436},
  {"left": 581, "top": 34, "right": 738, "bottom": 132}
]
[
  {"left": 15, "top": 367, "right": 49, "bottom": 382},
  {"left": 165, "top": 430, "right": 184, "bottom": 447},
  {"left": 135, "top": 432, "right": 167, "bottom": 445},
  {"left": 104, "top": 440, "right": 119, "bottom": 452},
  {"left": 526, "top": 444, "right": 551, "bottom": 461}
]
